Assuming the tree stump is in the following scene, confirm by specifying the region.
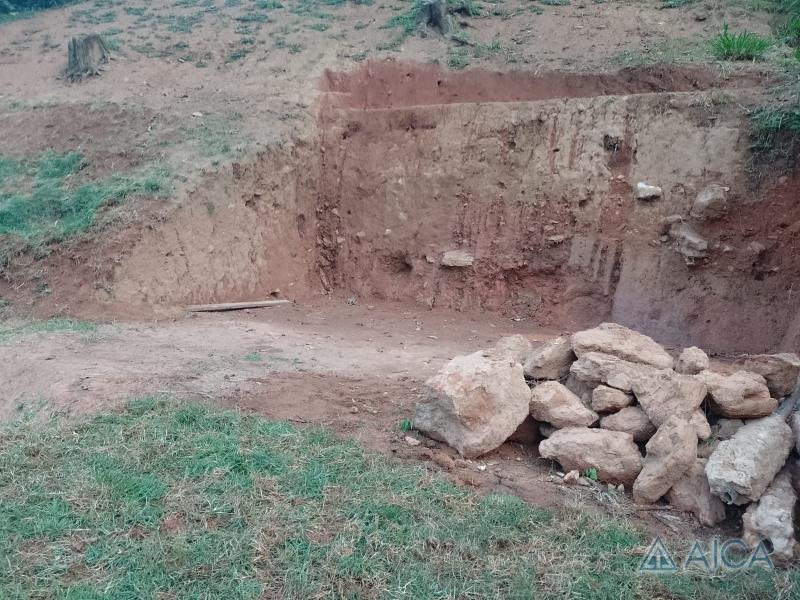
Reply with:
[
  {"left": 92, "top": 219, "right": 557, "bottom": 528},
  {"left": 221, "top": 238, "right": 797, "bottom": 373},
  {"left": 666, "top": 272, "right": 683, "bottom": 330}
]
[
  {"left": 420, "top": 0, "right": 451, "bottom": 35},
  {"left": 66, "top": 34, "right": 110, "bottom": 82}
]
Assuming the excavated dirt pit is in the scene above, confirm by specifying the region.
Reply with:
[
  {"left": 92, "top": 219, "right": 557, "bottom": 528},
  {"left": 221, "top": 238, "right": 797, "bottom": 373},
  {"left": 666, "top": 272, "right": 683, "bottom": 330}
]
[{"left": 98, "top": 61, "right": 800, "bottom": 354}]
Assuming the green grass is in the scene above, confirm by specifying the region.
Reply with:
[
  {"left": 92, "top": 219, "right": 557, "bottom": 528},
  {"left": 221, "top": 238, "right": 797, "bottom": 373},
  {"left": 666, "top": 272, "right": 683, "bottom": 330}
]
[
  {"left": 0, "top": 317, "right": 97, "bottom": 344},
  {"left": 0, "top": 151, "right": 167, "bottom": 268},
  {"left": 710, "top": 24, "right": 771, "bottom": 60},
  {"left": 0, "top": 397, "right": 795, "bottom": 599}
]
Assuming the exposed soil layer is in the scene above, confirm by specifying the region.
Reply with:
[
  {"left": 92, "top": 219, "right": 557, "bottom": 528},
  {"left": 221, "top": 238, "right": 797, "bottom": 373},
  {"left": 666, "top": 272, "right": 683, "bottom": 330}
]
[
  {"left": 3, "top": 62, "right": 798, "bottom": 354},
  {"left": 320, "top": 61, "right": 764, "bottom": 109}
]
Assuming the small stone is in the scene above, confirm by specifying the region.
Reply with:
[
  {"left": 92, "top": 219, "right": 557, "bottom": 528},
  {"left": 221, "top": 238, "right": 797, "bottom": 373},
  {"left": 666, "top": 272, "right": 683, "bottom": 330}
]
[
  {"left": 349, "top": 405, "right": 359, "bottom": 414},
  {"left": 690, "top": 183, "right": 728, "bottom": 220},
  {"left": 669, "top": 222, "right": 708, "bottom": 264},
  {"left": 441, "top": 250, "right": 474, "bottom": 267},
  {"left": 675, "top": 347, "right": 709, "bottom": 375},
  {"left": 635, "top": 182, "right": 663, "bottom": 201},
  {"left": 591, "top": 385, "right": 633, "bottom": 413},
  {"left": 523, "top": 336, "right": 575, "bottom": 380},
  {"left": 404, "top": 435, "right": 421, "bottom": 446},
  {"left": 563, "top": 470, "right": 581, "bottom": 485}
]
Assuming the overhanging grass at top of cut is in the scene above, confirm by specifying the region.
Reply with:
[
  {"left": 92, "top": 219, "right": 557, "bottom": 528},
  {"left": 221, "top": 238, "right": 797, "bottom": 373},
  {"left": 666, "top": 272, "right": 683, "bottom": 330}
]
[
  {"left": 0, "top": 396, "right": 795, "bottom": 599},
  {"left": 0, "top": 150, "right": 167, "bottom": 267}
]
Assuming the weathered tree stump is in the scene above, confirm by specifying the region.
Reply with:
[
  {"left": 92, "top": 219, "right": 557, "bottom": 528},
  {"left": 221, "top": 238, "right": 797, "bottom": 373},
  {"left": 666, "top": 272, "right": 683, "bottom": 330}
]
[
  {"left": 420, "top": 0, "right": 451, "bottom": 35},
  {"left": 66, "top": 34, "right": 110, "bottom": 82}
]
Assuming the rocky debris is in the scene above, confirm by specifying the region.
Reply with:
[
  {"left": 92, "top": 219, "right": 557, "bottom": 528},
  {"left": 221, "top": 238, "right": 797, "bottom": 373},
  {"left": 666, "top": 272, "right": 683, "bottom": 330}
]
[
  {"left": 529, "top": 381, "right": 599, "bottom": 428},
  {"left": 696, "top": 370, "right": 776, "bottom": 419},
  {"left": 571, "top": 323, "right": 674, "bottom": 369},
  {"left": 690, "top": 410, "right": 712, "bottom": 440},
  {"left": 563, "top": 373, "right": 593, "bottom": 406},
  {"left": 668, "top": 222, "right": 708, "bottom": 264},
  {"left": 441, "top": 249, "right": 474, "bottom": 267},
  {"left": 570, "top": 351, "right": 655, "bottom": 392},
  {"left": 666, "top": 458, "right": 726, "bottom": 527},
  {"left": 632, "top": 369, "right": 707, "bottom": 428},
  {"left": 539, "top": 427, "right": 643, "bottom": 486},
  {"left": 734, "top": 353, "right": 800, "bottom": 399},
  {"left": 635, "top": 182, "right": 662, "bottom": 201},
  {"left": 742, "top": 468, "right": 798, "bottom": 562},
  {"left": 491, "top": 335, "right": 533, "bottom": 364},
  {"left": 507, "top": 415, "right": 542, "bottom": 445},
  {"left": 715, "top": 418, "right": 745, "bottom": 440},
  {"left": 705, "top": 414, "right": 794, "bottom": 505},
  {"left": 523, "top": 336, "right": 574, "bottom": 380},
  {"left": 414, "top": 350, "right": 530, "bottom": 458},
  {"left": 600, "top": 406, "right": 656, "bottom": 442},
  {"left": 633, "top": 416, "right": 697, "bottom": 504},
  {"left": 675, "top": 346, "right": 709, "bottom": 375},
  {"left": 591, "top": 385, "right": 633, "bottom": 413},
  {"left": 690, "top": 183, "right": 729, "bottom": 220}
]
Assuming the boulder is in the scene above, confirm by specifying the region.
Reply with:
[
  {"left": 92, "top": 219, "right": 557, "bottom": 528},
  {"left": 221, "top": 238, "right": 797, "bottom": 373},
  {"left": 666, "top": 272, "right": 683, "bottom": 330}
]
[
  {"left": 635, "top": 182, "right": 662, "bottom": 201},
  {"left": 591, "top": 385, "right": 633, "bottom": 413},
  {"left": 491, "top": 335, "right": 533, "bottom": 364},
  {"left": 441, "top": 249, "right": 474, "bottom": 267},
  {"left": 523, "top": 336, "right": 574, "bottom": 380},
  {"left": 529, "top": 381, "right": 599, "bottom": 428},
  {"left": 690, "top": 183, "right": 729, "bottom": 220},
  {"left": 414, "top": 350, "right": 530, "bottom": 458},
  {"left": 633, "top": 416, "right": 697, "bottom": 504},
  {"left": 600, "top": 406, "right": 656, "bottom": 442},
  {"left": 675, "top": 346, "right": 709, "bottom": 375},
  {"left": 570, "top": 352, "right": 658, "bottom": 393},
  {"left": 632, "top": 370, "right": 708, "bottom": 428},
  {"left": 705, "top": 415, "right": 794, "bottom": 505},
  {"left": 689, "top": 410, "right": 712, "bottom": 440},
  {"left": 571, "top": 323, "right": 673, "bottom": 369},
  {"left": 539, "top": 427, "right": 643, "bottom": 486},
  {"left": 734, "top": 353, "right": 800, "bottom": 398},
  {"left": 666, "top": 458, "right": 726, "bottom": 527},
  {"left": 742, "top": 468, "right": 797, "bottom": 562},
  {"left": 696, "top": 370, "right": 776, "bottom": 419}
]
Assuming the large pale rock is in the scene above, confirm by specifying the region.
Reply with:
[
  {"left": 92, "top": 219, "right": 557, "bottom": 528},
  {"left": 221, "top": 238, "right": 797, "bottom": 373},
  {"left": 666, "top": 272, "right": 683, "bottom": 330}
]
[
  {"left": 633, "top": 416, "right": 697, "bottom": 504},
  {"left": 632, "top": 370, "right": 708, "bottom": 428},
  {"left": 600, "top": 406, "right": 656, "bottom": 442},
  {"left": 571, "top": 323, "right": 673, "bottom": 369},
  {"left": 705, "top": 415, "right": 793, "bottom": 505},
  {"left": 591, "top": 385, "right": 633, "bottom": 413},
  {"left": 529, "top": 381, "right": 599, "bottom": 428},
  {"left": 570, "top": 352, "right": 658, "bottom": 393},
  {"left": 491, "top": 335, "right": 533, "bottom": 364},
  {"left": 675, "top": 347, "right": 709, "bottom": 375},
  {"left": 735, "top": 353, "right": 800, "bottom": 398},
  {"left": 414, "top": 350, "right": 530, "bottom": 458},
  {"left": 666, "top": 458, "right": 726, "bottom": 527},
  {"left": 742, "top": 468, "right": 798, "bottom": 562},
  {"left": 523, "top": 336, "right": 575, "bottom": 380},
  {"left": 696, "top": 370, "right": 776, "bottom": 419},
  {"left": 539, "top": 427, "right": 643, "bottom": 486}
]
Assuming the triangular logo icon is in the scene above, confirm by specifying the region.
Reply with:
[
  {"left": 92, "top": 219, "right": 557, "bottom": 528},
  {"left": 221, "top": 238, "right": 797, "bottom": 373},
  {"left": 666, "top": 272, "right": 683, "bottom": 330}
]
[{"left": 639, "top": 536, "right": 678, "bottom": 573}]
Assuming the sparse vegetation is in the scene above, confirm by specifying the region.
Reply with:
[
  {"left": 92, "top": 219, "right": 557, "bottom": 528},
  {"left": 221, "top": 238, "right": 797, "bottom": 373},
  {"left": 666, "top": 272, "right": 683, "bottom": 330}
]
[
  {"left": 0, "top": 397, "right": 795, "bottom": 598},
  {"left": 0, "top": 151, "right": 167, "bottom": 268},
  {"left": 710, "top": 24, "right": 771, "bottom": 60},
  {"left": 0, "top": 317, "right": 97, "bottom": 344}
]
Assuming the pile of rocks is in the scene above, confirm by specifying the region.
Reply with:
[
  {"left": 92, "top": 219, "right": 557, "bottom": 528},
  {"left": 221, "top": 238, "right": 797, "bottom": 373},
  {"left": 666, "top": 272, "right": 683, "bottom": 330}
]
[{"left": 413, "top": 322, "right": 800, "bottom": 561}]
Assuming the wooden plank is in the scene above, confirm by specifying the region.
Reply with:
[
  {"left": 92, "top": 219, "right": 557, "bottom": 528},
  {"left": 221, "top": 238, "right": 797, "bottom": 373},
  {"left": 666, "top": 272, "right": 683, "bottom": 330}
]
[{"left": 186, "top": 299, "right": 292, "bottom": 312}]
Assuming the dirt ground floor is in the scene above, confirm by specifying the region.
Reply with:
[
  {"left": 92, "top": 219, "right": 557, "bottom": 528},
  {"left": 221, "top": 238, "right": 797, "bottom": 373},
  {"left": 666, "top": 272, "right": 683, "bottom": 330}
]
[{"left": 0, "top": 298, "right": 741, "bottom": 541}]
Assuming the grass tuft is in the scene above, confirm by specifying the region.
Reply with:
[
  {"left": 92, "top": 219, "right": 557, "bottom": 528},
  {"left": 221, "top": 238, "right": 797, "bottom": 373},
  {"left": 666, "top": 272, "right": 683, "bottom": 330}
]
[{"left": 710, "top": 23, "right": 771, "bottom": 60}]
